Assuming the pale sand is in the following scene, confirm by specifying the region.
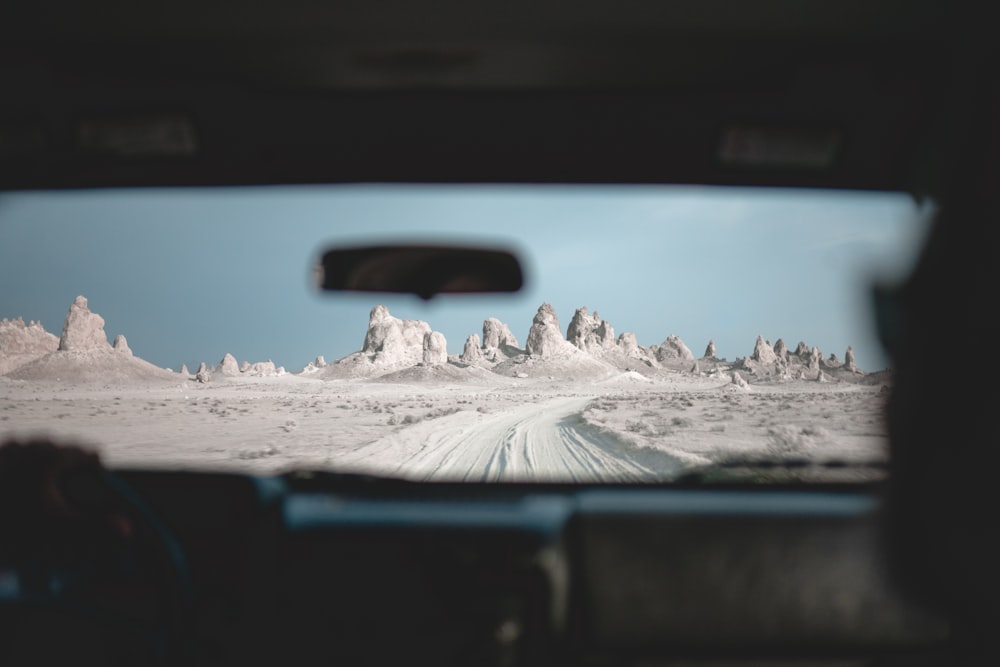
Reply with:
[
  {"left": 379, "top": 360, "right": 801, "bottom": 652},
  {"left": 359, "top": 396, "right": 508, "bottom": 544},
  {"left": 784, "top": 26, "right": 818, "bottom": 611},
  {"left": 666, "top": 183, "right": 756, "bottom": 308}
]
[{"left": 0, "top": 370, "right": 889, "bottom": 482}]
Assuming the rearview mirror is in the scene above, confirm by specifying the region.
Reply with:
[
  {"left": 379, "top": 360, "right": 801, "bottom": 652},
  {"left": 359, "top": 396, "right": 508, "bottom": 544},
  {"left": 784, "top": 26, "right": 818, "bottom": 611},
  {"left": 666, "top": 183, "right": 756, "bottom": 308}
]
[{"left": 315, "top": 244, "right": 525, "bottom": 300}]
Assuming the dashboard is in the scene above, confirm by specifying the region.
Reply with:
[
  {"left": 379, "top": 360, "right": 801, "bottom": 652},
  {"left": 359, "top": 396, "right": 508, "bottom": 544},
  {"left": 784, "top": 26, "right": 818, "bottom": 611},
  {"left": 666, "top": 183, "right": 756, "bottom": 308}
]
[{"left": 74, "top": 471, "right": 953, "bottom": 667}]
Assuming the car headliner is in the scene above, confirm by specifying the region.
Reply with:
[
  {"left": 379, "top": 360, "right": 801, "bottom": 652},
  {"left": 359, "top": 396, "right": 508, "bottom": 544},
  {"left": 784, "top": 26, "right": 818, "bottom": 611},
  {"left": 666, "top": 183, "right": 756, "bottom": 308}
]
[{"left": 1, "top": 0, "right": 989, "bottom": 195}]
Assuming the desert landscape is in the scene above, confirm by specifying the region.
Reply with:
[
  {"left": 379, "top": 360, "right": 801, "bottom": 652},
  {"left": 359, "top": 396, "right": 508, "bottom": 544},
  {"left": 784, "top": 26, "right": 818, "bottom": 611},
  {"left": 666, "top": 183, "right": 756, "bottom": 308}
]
[{"left": 0, "top": 296, "right": 892, "bottom": 483}]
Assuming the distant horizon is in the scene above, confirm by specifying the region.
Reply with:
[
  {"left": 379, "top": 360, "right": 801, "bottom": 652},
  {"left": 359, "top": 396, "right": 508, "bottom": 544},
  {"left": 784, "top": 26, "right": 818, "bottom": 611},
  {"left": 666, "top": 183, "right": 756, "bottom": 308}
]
[
  {"left": 1, "top": 294, "right": 900, "bottom": 374},
  {"left": 0, "top": 184, "right": 933, "bottom": 373}
]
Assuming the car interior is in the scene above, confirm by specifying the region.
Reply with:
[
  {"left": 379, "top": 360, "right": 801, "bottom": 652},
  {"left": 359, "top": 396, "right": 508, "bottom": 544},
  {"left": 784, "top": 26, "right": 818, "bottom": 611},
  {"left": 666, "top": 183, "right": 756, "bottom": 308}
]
[{"left": 2, "top": 1, "right": 998, "bottom": 665}]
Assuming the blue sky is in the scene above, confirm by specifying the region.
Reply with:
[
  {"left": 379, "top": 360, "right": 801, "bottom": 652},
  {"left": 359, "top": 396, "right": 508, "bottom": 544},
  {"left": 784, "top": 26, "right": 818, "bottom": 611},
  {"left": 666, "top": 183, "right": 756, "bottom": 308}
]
[{"left": 0, "top": 184, "right": 931, "bottom": 373}]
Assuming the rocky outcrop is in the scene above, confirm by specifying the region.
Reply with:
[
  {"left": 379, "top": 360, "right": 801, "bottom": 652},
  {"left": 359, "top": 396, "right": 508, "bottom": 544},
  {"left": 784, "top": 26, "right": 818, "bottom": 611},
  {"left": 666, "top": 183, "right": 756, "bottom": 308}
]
[
  {"left": 0, "top": 317, "right": 59, "bottom": 356},
  {"left": 845, "top": 345, "right": 858, "bottom": 372},
  {"left": 300, "top": 355, "right": 328, "bottom": 373},
  {"left": 751, "top": 335, "right": 777, "bottom": 364},
  {"left": 3, "top": 296, "right": 179, "bottom": 383},
  {"left": 482, "top": 318, "right": 519, "bottom": 350},
  {"left": 361, "top": 304, "right": 431, "bottom": 366},
  {"left": 58, "top": 296, "right": 110, "bottom": 351},
  {"left": 0, "top": 317, "right": 59, "bottom": 375},
  {"left": 219, "top": 353, "right": 240, "bottom": 375},
  {"left": 617, "top": 332, "right": 640, "bottom": 357},
  {"left": 461, "top": 334, "right": 485, "bottom": 363},
  {"left": 362, "top": 305, "right": 402, "bottom": 354},
  {"left": 422, "top": 331, "right": 448, "bottom": 365},
  {"left": 566, "top": 307, "right": 616, "bottom": 353},
  {"left": 112, "top": 334, "right": 132, "bottom": 356},
  {"left": 195, "top": 362, "right": 210, "bottom": 383},
  {"left": 655, "top": 334, "right": 694, "bottom": 362},
  {"left": 321, "top": 305, "right": 442, "bottom": 378},
  {"left": 318, "top": 302, "right": 875, "bottom": 384},
  {"left": 216, "top": 356, "right": 283, "bottom": 376},
  {"left": 525, "top": 303, "right": 575, "bottom": 357},
  {"left": 479, "top": 317, "right": 521, "bottom": 363},
  {"left": 731, "top": 333, "right": 869, "bottom": 384},
  {"left": 244, "top": 360, "right": 283, "bottom": 376}
]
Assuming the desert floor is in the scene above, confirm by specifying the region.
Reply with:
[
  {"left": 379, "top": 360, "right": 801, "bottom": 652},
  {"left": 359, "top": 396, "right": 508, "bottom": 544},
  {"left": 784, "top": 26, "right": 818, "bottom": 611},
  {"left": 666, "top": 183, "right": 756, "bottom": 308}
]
[{"left": 0, "top": 372, "right": 890, "bottom": 483}]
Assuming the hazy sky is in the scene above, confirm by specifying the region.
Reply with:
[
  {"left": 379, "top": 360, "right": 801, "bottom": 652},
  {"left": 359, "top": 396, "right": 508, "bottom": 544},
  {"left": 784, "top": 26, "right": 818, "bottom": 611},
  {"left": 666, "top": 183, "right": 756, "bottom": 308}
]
[{"left": 0, "top": 184, "right": 932, "bottom": 374}]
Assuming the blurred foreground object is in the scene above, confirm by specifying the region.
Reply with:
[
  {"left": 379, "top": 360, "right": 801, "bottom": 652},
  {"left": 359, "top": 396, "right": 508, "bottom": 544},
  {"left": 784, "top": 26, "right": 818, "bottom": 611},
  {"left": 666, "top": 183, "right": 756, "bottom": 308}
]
[{"left": 316, "top": 244, "right": 524, "bottom": 300}]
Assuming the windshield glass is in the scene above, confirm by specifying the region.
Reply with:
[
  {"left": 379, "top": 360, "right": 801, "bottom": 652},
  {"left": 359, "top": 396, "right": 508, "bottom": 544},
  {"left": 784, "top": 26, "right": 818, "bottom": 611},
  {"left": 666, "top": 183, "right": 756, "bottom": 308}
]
[{"left": 0, "top": 185, "right": 931, "bottom": 482}]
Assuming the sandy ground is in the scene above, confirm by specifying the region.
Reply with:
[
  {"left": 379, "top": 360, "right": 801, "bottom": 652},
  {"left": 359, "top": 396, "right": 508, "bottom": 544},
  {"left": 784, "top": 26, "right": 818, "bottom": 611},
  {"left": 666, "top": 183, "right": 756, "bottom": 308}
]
[{"left": 0, "top": 369, "right": 890, "bottom": 483}]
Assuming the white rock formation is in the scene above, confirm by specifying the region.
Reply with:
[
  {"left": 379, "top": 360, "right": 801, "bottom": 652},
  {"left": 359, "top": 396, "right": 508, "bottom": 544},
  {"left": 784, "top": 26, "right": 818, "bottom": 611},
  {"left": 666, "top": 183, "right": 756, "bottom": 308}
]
[
  {"left": 809, "top": 346, "right": 822, "bottom": 370},
  {"left": 566, "top": 307, "right": 616, "bottom": 353},
  {"left": 751, "top": 335, "right": 777, "bottom": 364},
  {"left": 244, "top": 360, "right": 281, "bottom": 376},
  {"left": 845, "top": 345, "right": 858, "bottom": 372},
  {"left": 219, "top": 353, "right": 240, "bottom": 375},
  {"left": 703, "top": 339, "right": 717, "bottom": 360},
  {"left": 773, "top": 338, "right": 788, "bottom": 360},
  {"left": 525, "top": 303, "right": 575, "bottom": 357},
  {"left": 482, "top": 318, "right": 519, "bottom": 350},
  {"left": 299, "top": 355, "right": 329, "bottom": 374},
  {"left": 0, "top": 317, "right": 58, "bottom": 355},
  {"left": 422, "top": 331, "right": 448, "bottom": 365},
  {"left": 195, "top": 362, "right": 210, "bottom": 383},
  {"left": 58, "top": 295, "right": 110, "bottom": 351},
  {"left": 655, "top": 334, "right": 694, "bottom": 362},
  {"left": 461, "top": 333, "right": 485, "bottom": 363},
  {"left": 0, "top": 317, "right": 59, "bottom": 374},
  {"left": 617, "top": 332, "right": 641, "bottom": 357},
  {"left": 361, "top": 304, "right": 431, "bottom": 366},
  {"left": 112, "top": 334, "right": 132, "bottom": 356}
]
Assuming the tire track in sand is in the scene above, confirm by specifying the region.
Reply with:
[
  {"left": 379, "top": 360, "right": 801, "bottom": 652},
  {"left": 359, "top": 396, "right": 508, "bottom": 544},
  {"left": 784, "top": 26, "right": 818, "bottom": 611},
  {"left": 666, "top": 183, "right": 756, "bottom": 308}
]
[{"left": 337, "top": 396, "right": 683, "bottom": 481}]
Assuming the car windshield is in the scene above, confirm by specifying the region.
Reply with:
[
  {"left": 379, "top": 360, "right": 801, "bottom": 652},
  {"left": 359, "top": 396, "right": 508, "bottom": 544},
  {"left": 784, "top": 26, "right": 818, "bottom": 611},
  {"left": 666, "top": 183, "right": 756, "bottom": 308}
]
[{"left": 0, "top": 184, "right": 931, "bottom": 482}]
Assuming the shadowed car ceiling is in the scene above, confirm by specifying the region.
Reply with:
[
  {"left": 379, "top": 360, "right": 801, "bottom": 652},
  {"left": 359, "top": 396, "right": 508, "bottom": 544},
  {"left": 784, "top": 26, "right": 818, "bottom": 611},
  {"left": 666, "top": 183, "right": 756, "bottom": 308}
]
[{"left": 0, "top": 0, "right": 983, "bottom": 194}]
